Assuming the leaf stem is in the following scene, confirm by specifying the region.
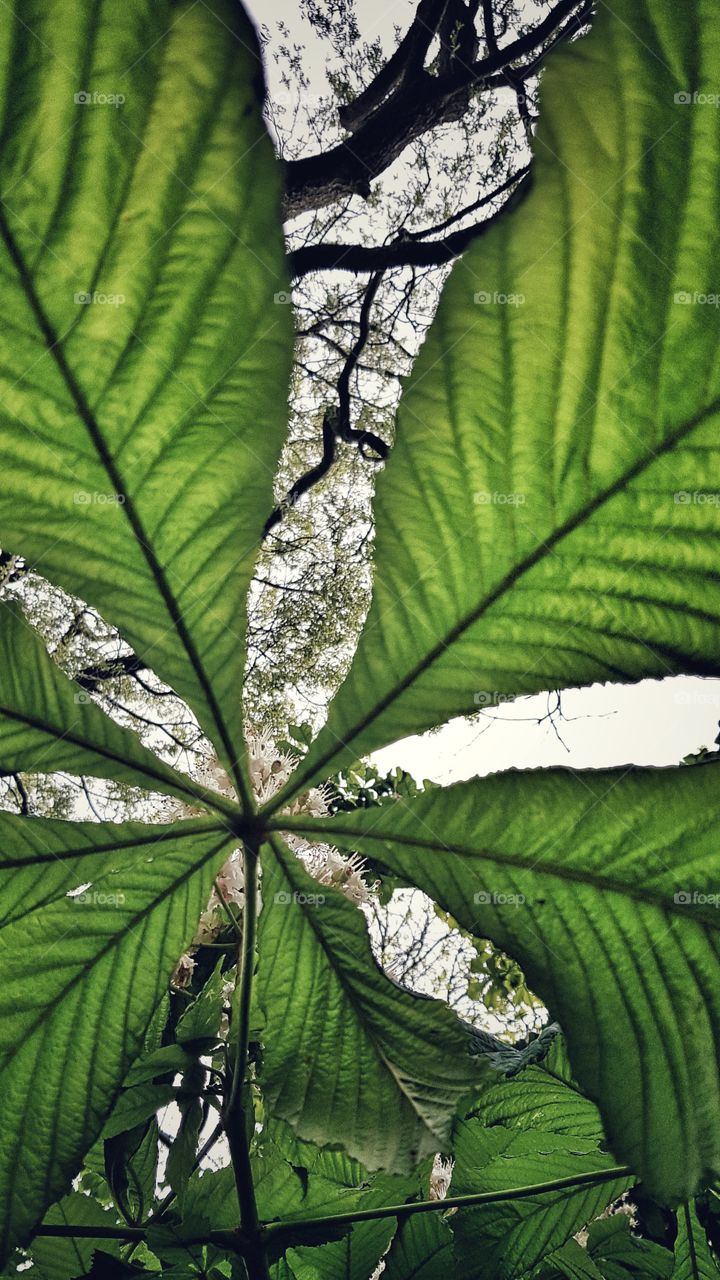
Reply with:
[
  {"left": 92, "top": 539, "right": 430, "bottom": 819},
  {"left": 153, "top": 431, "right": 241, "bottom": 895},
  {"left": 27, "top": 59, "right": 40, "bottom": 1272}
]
[
  {"left": 261, "top": 1164, "right": 633, "bottom": 1243},
  {"left": 224, "top": 841, "right": 268, "bottom": 1280},
  {"left": 34, "top": 1224, "right": 244, "bottom": 1249},
  {"left": 36, "top": 1164, "right": 632, "bottom": 1254}
]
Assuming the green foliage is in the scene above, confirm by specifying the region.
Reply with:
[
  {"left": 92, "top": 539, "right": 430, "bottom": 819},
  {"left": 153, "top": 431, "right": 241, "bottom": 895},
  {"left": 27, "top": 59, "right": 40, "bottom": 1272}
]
[
  {"left": 286, "top": 764, "right": 720, "bottom": 1200},
  {"left": 0, "top": 0, "right": 718, "bottom": 1278}
]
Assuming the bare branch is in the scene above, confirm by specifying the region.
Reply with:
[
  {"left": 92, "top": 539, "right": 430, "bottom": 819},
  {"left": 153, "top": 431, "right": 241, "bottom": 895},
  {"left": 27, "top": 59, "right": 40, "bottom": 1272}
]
[
  {"left": 265, "top": 273, "right": 389, "bottom": 534},
  {"left": 290, "top": 167, "right": 530, "bottom": 275}
]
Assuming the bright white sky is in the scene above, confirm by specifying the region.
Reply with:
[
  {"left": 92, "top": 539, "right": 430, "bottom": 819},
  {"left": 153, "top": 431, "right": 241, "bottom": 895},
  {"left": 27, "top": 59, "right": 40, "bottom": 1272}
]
[
  {"left": 373, "top": 678, "right": 720, "bottom": 785},
  {"left": 247, "top": 0, "right": 720, "bottom": 786}
]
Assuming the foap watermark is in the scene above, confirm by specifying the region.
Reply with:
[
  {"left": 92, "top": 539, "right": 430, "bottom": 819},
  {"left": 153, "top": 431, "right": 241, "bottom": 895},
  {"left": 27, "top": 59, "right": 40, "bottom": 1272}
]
[
  {"left": 674, "top": 290, "right": 720, "bottom": 307},
  {"left": 474, "top": 490, "right": 526, "bottom": 506},
  {"left": 274, "top": 290, "right": 292, "bottom": 305},
  {"left": 274, "top": 91, "right": 326, "bottom": 109},
  {"left": 74, "top": 90, "right": 125, "bottom": 108},
  {"left": 474, "top": 290, "right": 525, "bottom": 306},
  {"left": 274, "top": 890, "right": 325, "bottom": 906},
  {"left": 474, "top": 690, "right": 514, "bottom": 707},
  {"left": 474, "top": 890, "right": 525, "bottom": 907},
  {"left": 673, "top": 688, "right": 720, "bottom": 707},
  {"left": 674, "top": 91, "right": 720, "bottom": 108},
  {"left": 674, "top": 890, "right": 720, "bottom": 908},
  {"left": 73, "top": 491, "right": 126, "bottom": 506},
  {"left": 75, "top": 889, "right": 126, "bottom": 907},
  {"left": 74, "top": 290, "right": 126, "bottom": 307},
  {"left": 674, "top": 490, "right": 720, "bottom": 506}
]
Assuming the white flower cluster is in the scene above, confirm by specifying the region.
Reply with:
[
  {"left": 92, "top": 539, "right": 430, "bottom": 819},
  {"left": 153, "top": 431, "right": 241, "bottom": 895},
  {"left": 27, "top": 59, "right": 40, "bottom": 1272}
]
[
  {"left": 429, "top": 1154, "right": 454, "bottom": 1201},
  {"left": 172, "top": 732, "right": 375, "bottom": 989}
]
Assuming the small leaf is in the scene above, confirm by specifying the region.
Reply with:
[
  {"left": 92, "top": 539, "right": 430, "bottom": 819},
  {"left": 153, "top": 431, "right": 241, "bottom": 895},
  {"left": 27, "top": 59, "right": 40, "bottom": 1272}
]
[
  {"left": 176, "top": 958, "right": 226, "bottom": 1045},
  {"left": 0, "top": 602, "right": 215, "bottom": 809},
  {"left": 102, "top": 1083, "right": 177, "bottom": 1140},
  {"left": 380, "top": 1214, "right": 454, "bottom": 1280},
  {"left": 23, "top": 1193, "right": 121, "bottom": 1280},
  {"left": 583, "top": 1216, "right": 674, "bottom": 1280}
]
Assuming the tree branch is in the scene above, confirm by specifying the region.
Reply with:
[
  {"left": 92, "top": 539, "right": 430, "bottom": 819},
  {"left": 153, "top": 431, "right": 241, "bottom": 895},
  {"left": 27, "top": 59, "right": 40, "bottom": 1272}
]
[
  {"left": 284, "top": 0, "right": 587, "bottom": 218},
  {"left": 338, "top": 0, "right": 449, "bottom": 131},
  {"left": 290, "top": 167, "right": 531, "bottom": 276},
  {"left": 482, "top": 0, "right": 534, "bottom": 144},
  {"left": 11, "top": 773, "right": 29, "bottom": 815},
  {"left": 264, "top": 274, "right": 389, "bottom": 534}
]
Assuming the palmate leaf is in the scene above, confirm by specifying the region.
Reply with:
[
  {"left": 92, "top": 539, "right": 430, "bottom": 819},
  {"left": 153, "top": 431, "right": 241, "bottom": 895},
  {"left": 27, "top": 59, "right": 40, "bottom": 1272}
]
[
  {"left": 256, "top": 836, "right": 484, "bottom": 1174},
  {"left": 279, "top": 761, "right": 720, "bottom": 1201},
  {"left": 0, "top": 0, "right": 292, "bottom": 800},
  {"left": 0, "top": 812, "right": 233, "bottom": 1257},
  {"left": 272, "top": 0, "right": 720, "bottom": 804}
]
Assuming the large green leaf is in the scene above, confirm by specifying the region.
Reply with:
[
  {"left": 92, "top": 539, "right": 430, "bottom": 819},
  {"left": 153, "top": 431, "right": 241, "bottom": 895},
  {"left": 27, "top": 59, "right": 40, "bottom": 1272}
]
[
  {"left": 256, "top": 836, "right": 484, "bottom": 1174},
  {"left": 279, "top": 762, "right": 720, "bottom": 1201},
  {"left": 0, "top": 814, "right": 232, "bottom": 1258},
  {"left": 0, "top": 600, "right": 230, "bottom": 814},
  {"left": 0, "top": 0, "right": 292, "bottom": 800},
  {"left": 273, "top": 0, "right": 720, "bottom": 802}
]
